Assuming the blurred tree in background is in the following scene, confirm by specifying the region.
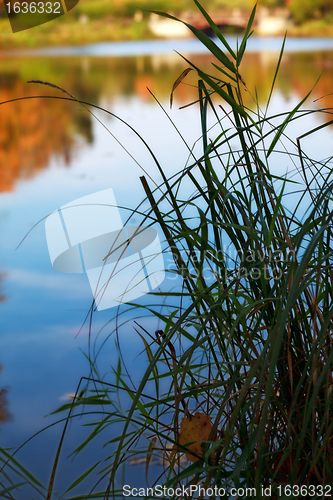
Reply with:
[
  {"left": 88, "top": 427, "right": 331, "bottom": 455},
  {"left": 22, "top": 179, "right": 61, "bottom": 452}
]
[
  {"left": 0, "top": 1, "right": 333, "bottom": 45},
  {"left": 288, "top": 0, "right": 333, "bottom": 23},
  {"left": 0, "top": 0, "right": 332, "bottom": 25}
]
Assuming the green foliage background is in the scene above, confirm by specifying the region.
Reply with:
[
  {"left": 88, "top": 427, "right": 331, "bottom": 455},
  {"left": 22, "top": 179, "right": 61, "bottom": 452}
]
[{"left": 1, "top": 0, "right": 333, "bottom": 47}]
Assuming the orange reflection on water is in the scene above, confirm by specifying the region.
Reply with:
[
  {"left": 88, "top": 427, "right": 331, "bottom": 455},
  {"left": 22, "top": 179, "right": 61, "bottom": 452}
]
[
  {"left": 0, "top": 80, "right": 77, "bottom": 192},
  {"left": 0, "top": 49, "right": 332, "bottom": 193}
]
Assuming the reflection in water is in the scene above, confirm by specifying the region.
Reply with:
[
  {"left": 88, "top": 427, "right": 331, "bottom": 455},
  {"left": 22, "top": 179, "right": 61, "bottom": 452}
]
[
  {"left": 0, "top": 80, "right": 92, "bottom": 192},
  {"left": 0, "top": 48, "right": 332, "bottom": 192},
  {"left": 0, "top": 366, "right": 11, "bottom": 424}
]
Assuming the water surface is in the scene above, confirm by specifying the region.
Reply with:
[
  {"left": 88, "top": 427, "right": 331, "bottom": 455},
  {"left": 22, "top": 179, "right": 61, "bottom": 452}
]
[{"left": 0, "top": 37, "right": 333, "bottom": 497}]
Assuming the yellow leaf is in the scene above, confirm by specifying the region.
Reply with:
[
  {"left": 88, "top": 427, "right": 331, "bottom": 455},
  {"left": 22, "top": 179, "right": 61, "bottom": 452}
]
[{"left": 171, "top": 412, "right": 214, "bottom": 463}]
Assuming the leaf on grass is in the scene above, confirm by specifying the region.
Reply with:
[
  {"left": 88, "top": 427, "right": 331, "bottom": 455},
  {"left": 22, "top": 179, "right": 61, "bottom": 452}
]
[
  {"left": 170, "top": 412, "right": 214, "bottom": 463},
  {"left": 170, "top": 68, "right": 193, "bottom": 108}
]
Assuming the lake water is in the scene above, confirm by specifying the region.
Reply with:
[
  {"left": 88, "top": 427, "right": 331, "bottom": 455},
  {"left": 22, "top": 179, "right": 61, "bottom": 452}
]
[{"left": 0, "top": 37, "right": 333, "bottom": 497}]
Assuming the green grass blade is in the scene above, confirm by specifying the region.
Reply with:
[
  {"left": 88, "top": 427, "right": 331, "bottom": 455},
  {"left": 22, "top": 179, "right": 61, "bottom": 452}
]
[
  {"left": 236, "top": 2, "right": 257, "bottom": 67},
  {"left": 192, "top": 0, "right": 237, "bottom": 60}
]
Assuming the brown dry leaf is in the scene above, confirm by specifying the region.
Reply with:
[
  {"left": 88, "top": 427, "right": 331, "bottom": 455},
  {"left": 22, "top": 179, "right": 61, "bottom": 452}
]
[
  {"left": 170, "top": 412, "right": 214, "bottom": 463},
  {"left": 170, "top": 68, "right": 193, "bottom": 109}
]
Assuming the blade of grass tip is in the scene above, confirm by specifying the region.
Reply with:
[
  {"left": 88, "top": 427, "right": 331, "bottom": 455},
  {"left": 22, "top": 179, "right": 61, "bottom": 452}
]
[
  {"left": 191, "top": 0, "right": 237, "bottom": 59},
  {"left": 0, "top": 482, "right": 26, "bottom": 497},
  {"left": 265, "top": 33, "right": 287, "bottom": 116},
  {"left": 268, "top": 73, "right": 322, "bottom": 158},
  {"left": 151, "top": 10, "right": 237, "bottom": 75},
  {"left": 236, "top": 2, "right": 257, "bottom": 67},
  {"left": 64, "top": 462, "right": 100, "bottom": 493},
  {"left": 267, "top": 90, "right": 311, "bottom": 157},
  {"left": 297, "top": 117, "right": 333, "bottom": 143}
]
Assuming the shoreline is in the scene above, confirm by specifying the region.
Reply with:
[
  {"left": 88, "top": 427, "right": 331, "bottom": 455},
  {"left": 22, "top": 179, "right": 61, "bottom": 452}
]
[{"left": 1, "top": 17, "right": 333, "bottom": 52}]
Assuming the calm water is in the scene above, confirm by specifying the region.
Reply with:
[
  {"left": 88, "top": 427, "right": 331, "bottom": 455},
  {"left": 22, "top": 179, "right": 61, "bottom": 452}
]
[{"left": 0, "top": 38, "right": 333, "bottom": 497}]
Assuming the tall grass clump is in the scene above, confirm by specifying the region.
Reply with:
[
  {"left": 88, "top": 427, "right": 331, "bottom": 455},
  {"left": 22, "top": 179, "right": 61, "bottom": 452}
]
[{"left": 2, "top": 0, "right": 333, "bottom": 498}]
